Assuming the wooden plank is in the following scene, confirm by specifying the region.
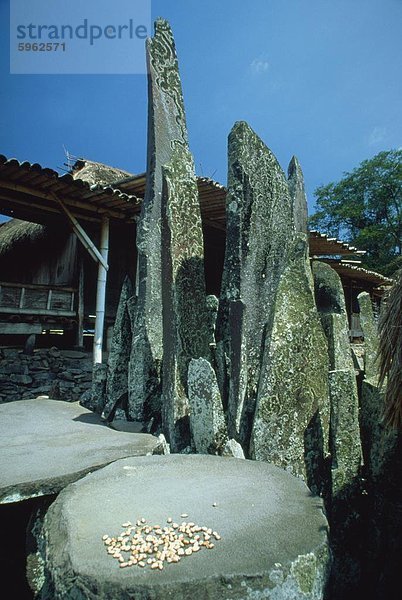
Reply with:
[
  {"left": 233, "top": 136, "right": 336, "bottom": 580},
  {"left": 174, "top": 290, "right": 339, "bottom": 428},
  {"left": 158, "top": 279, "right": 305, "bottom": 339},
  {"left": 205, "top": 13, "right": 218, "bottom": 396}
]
[
  {"left": 0, "top": 307, "right": 75, "bottom": 316},
  {"left": 0, "top": 322, "right": 43, "bottom": 335},
  {"left": 0, "top": 282, "right": 77, "bottom": 292}
]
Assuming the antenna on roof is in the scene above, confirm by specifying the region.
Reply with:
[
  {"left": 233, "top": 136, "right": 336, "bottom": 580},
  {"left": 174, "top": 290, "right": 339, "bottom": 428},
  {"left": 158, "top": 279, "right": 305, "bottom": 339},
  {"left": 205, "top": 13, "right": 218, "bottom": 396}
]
[{"left": 62, "top": 145, "right": 80, "bottom": 172}]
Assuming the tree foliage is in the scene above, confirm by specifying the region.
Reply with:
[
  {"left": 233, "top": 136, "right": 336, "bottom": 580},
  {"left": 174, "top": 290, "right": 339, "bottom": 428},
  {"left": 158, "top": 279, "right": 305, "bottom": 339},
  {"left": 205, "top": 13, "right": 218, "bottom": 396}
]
[{"left": 309, "top": 149, "right": 402, "bottom": 276}]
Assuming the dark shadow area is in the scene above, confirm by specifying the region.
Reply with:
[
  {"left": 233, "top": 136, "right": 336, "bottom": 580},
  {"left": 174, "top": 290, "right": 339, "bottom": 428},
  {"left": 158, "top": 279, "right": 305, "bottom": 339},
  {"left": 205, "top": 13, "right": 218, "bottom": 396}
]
[
  {"left": 0, "top": 496, "right": 54, "bottom": 600},
  {"left": 304, "top": 410, "right": 329, "bottom": 499},
  {"left": 72, "top": 413, "right": 108, "bottom": 426}
]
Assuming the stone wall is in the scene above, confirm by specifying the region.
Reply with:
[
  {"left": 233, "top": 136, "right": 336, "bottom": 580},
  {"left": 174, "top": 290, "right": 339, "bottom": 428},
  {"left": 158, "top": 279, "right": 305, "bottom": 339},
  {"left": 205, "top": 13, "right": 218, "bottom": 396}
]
[{"left": 0, "top": 347, "right": 92, "bottom": 403}]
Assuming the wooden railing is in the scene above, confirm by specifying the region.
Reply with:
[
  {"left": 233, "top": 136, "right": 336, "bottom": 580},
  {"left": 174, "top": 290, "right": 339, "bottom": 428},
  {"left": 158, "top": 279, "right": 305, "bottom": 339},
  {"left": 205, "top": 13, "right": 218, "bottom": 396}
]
[{"left": 0, "top": 281, "right": 76, "bottom": 317}]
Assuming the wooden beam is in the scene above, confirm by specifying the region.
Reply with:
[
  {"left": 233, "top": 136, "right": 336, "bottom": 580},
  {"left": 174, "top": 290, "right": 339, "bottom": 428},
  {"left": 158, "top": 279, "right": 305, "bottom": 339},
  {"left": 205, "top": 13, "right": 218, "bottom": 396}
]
[
  {"left": 76, "top": 258, "right": 84, "bottom": 347},
  {"left": 0, "top": 323, "right": 43, "bottom": 335},
  {"left": 0, "top": 179, "right": 128, "bottom": 220},
  {"left": 93, "top": 216, "right": 109, "bottom": 364},
  {"left": 51, "top": 193, "right": 109, "bottom": 271}
]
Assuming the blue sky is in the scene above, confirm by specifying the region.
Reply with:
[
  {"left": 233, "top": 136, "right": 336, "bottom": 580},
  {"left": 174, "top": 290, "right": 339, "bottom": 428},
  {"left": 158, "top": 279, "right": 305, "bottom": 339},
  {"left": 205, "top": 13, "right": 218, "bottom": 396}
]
[{"left": 0, "top": 0, "right": 401, "bottom": 218}]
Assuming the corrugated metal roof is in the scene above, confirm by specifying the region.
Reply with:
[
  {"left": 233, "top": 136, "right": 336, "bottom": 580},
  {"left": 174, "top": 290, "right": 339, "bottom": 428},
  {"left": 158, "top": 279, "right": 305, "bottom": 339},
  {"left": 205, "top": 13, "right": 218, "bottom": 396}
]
[
  {"left": 318, "top": 258, "right": 394, "bottom": 287},
  {"left": 309, "top": 230, "right": 366, "bottom": 257}
]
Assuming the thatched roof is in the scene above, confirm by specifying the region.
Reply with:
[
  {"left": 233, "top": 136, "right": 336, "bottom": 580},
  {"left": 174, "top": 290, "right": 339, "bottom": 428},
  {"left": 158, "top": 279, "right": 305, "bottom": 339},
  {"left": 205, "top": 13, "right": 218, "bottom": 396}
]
[
  {"left": 0, "top": 219, "right": 46, "bottom": 258},
  {"left": 378, "top": 269, "right": 402, "bottom": 428},
  {"left": 71, "top": 159, "right": 132, "bottom": 187}
]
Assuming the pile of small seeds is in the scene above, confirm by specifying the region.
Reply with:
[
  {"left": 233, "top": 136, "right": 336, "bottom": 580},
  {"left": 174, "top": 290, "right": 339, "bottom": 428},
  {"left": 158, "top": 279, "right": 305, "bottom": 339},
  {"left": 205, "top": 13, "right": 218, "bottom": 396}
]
[{"left": 102, "top": 515, "right": 221, "bottom": 570}]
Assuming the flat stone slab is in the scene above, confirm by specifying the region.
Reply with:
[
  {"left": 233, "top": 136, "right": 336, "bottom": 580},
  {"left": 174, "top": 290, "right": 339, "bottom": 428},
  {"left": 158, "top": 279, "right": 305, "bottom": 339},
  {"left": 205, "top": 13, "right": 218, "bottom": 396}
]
[
  {"left": 0, "top": 399, "right": 159, "bottom": 504},
  {"left": 43, "top": 454, "right": 329, "bottom": 599}
]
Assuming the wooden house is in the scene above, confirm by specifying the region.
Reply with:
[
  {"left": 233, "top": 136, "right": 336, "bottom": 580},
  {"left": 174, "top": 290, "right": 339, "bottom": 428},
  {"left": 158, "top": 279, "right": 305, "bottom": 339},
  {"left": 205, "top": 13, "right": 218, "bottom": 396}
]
[{"left": 0, "top": 156, "right": 393, "bottom": 356}]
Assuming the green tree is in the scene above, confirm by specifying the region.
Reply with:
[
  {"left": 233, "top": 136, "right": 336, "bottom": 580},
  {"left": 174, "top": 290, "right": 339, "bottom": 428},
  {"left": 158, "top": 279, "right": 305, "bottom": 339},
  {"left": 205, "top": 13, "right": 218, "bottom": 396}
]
[{"left": 309, "top": 149, "right": 402, "bottom": 276}]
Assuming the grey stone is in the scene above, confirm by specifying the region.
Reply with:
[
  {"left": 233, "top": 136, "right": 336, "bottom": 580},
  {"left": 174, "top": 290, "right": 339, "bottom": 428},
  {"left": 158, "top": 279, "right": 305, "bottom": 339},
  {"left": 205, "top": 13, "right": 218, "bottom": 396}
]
[
  {"left": 358, "top": 292, "right": 380, "bottom": 384},
  {"left": 108, "top": 420, "right": 143, "bottom": 433},
  {"left": 227, "top": 299, "right": 247, "bottom": 439},
  {"left": 206, "top": 294, "right": 219, "bottom": 347},
  {"left": 359, "top": 381, "right": 399, "bottom": 484},
  {"left": 41, "top": 455, "right": 329, "bottom": 600},
  {"left": 312, "top": 261, "right": 362, "bottom": 498},
  {"left": 32, "top": 371, "right": 56, "bottom": 383},
  {"left": 60, "top": 350, "right": 86, "bottom": 359},
  {"left": 93, "top": 363, "right": 108, "bottom": 413},
  {"left": 0, "top": 363, "right": 26, "bottom": 375},
  {"left": 103, "top": 276, "right": 134, "bottom": 421},
  {"left": 10, "top": 373, "right": 32, "bottom": 385},
  {"left": 221, "top": 438, "right": 245, "bottom": 459},
  {"left": 23, "top": 334, "right": 36, "bottom": 355},
  {"left": 152, "top": 433, "right": 171, "bottom": 455},
  {"left": 187, "top": 358, "right": 227, "bottom": 455},
  {"left": 216, "top": 121, "right": 294, "bottom": 449},
  {"left": 251, "top": 234, "right": 330, "bottom": 490},
  {"left": 0, "top": 398, "right": 160, "bottom": 504},
  {"left": 161, "top": 145, "right": 210, "bottom": 451},
  {"left": 328, "top": 370, "right": 362, "bottom": 497},
  {"left": 129, "top": 19, "right": 188, "bottom": 422},
  {"left": 288, "top": 155, "right": 308, "bottom": 234}
]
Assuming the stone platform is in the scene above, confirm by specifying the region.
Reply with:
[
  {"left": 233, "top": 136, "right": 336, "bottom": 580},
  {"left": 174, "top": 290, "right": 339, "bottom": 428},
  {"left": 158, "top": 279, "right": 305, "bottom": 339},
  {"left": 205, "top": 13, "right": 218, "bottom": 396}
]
[
  {"left": 0, "top": 398, "right": 159, "bottom": 504},
  {"left": 42, "top": 454, "right": 329, "bottom": 599}
]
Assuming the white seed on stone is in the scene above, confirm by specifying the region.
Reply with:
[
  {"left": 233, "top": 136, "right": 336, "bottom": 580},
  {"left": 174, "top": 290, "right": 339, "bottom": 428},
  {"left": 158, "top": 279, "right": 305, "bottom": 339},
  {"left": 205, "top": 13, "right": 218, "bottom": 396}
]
[{"left": 181, "top": 513, "right": 188, "bottom": 518}]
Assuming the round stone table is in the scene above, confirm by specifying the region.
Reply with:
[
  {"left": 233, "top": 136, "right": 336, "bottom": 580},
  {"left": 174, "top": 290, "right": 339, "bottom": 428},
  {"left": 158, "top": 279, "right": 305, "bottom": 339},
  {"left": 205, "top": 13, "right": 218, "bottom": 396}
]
[{"left": 41, "top": 454, "right": 329, "bottom": 599}]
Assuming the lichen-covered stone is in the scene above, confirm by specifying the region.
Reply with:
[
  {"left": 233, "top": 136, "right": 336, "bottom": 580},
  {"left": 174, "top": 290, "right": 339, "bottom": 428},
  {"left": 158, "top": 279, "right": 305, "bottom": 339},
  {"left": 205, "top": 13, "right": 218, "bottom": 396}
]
[
  {"left": 206, "top": 294, "right": 219, "bottom": 347},
  {"left": 102, "top": 276, "right": 133, "bottom": 421},
  {"left": 161, "top": 145, "right": 210, "bottom": 451},
  {"left": 129, "top": 19, "right": 188, "bottom": 421},
  {"left": 358, "top": 292, "right": 380, "bottom": 384},
  {"left": 312, "top": 261, "right": 362, "bottom": 497},
  {"left": 216, "top": 121, "right": 294, "bottom": 448},
  {"left": 288, "top": 155, "right": 308, "bottom": 234},
  {"left": 187, "top": 358, "right": 227, "bottom": 454},
  {"left": 227, "top": 299, "right": 247, "bottom": 439},
  {"left": 251, "top": 234, "right": 330, "bottom": 489},
  {"left": 221, "top": 438, "right": 245, "bottom": 459}
]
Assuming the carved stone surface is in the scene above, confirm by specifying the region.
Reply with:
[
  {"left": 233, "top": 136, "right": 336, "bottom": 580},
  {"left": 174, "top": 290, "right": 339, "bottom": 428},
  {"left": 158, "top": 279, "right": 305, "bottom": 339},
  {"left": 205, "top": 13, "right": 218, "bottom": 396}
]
[
  {"left": 187, "top": 358, "right": 227, "bottom": 454},
  {"left": 288, "top": 155, "right": 308, "bottom": 234},
  {"left": 161, "top": 145, "right": 210, "bottom": 451},
  {"left": 40, "top": 455, "right": 329, "bottom": 600},
  {"left": 128, "top": 19, "right": 188, "bottom": 421},
  {"left": 312, "top": 262, "right": 362, "bottom": 499},
  {"left": 102, "top": 276, "right": 133, "bottom": 421},
  {"left": 216, "top": 121, "right": 294, "bottom": 448},
  {"left": 358, "top": 292, "right": 380, "bottom": 384},
  {"left": 251, "top": 235, "right": 330, "bottom": 490}
]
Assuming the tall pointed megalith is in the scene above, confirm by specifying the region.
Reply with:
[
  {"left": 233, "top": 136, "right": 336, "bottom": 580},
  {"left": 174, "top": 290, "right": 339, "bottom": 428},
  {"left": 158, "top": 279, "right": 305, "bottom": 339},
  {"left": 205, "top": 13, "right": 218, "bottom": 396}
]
[
  {"left": 216, "top": 121, "right": 294, "bottom": 449},
  {"left": 128, "top": 19, "right": 189, "bottom": 420}
]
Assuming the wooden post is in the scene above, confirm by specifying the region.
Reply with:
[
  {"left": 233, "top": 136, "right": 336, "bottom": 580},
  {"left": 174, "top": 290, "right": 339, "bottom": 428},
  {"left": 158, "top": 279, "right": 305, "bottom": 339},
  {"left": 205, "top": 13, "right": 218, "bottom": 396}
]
[
  {"left": 93, "top": 216, "right": 109, "bottom": 364},
  {"left": 76, "top": 258, "right": 84, "bottom": 348}
]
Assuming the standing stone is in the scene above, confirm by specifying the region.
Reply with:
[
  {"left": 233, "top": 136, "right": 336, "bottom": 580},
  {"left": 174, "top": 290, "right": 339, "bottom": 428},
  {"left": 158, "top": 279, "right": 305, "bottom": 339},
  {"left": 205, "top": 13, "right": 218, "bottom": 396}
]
[
  {"left": 221, "top": 438, "right": 245, "bottom": 459},
  {"left": 102, "top": 276, "right": 133, "bottom": 421},
  {"left": 251, "top": 234, "right": 330, "bottom": 491},
  {"left": 358, "top": 292, "right": 379, "bottom": 384},
  {"left": 216, "top": 121, "right": 294, "bottom": 449},
  {"left": 206, "top": 295, "right": 219, "bottom": 347},
  {"left": 312, "top": 261, "right": 362, "bottom": 498},
  {"left": 187, "top": 358, "right": 227, "bottom": 455},
  {"left": 288, "top": 155, "right": 308, "bottom": 234},
  {"left": 161, "top": 145, "right": 210, "bottom": 451},
  {"left": 227, "top": 300, "right": 247, "bottom": 439},
  {"left": 128, "top": 19, "right": 188, "bottom": 421}
]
